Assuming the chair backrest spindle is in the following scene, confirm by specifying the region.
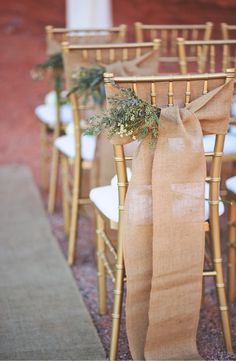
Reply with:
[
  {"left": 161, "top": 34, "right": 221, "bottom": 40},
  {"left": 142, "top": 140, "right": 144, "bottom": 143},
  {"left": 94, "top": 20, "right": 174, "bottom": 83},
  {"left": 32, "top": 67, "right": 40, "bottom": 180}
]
[{"left": 177, "top": 38, "right": 236, "bottom": 74}]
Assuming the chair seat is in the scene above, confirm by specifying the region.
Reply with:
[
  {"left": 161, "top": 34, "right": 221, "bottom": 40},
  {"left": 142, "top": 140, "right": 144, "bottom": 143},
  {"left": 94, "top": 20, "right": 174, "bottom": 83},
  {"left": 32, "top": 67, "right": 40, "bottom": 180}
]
[
  {"left": 35, "top": 104, "right": 73, "bottom": 128},
  {"left": 232, "top": 98, "right": 236, "bottom": 118},
  {"left": 90, "top": 185, "right": 119, "bottom": 223},
  {"left": 229, "top": 125, "right": 236, "bottom": 136},
  {"left": 90, "top": 181, "right": 224, "bottom": 224},
  {"left": 54, "top": 134, "right": 96, "bottom": 160},
  {"left": 203, "top": 133, "right": 236, "bottom": 154},
  {"left": 44, "top": 90, "right": 68, "bottom": 106},
  {"left": 226, "top": 176, "right": 236, "bottom": 194}
]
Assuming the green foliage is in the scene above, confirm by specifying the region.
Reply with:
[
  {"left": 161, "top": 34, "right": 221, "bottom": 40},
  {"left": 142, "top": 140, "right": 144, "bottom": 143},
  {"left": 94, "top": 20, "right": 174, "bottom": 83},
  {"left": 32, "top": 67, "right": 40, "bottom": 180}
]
[
  {"left": 36, "top": 53, "right": 63, "bottom": 70},
  {"left": 68, "top": 66, "right": 106, "bottom": 105},
  {"left": 31, "top": 53, "right": 63, "bottom": 85},
  {"left": 85, "top": 86, "right": 161, "bottom": 145},
  {"left": 31, "top": 53, "right": 65, "bottom": 104}
]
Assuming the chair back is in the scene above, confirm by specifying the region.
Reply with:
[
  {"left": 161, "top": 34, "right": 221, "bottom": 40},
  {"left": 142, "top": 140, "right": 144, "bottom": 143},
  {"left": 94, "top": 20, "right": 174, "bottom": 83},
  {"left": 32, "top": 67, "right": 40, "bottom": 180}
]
[
  {"left": 177, "top": 38, "right": 236, "bottom": 74},
  {"left": 45, "top": 24, "right": 127, "bottom": 56},
  {"left": 62, "top": 40, "right": 161, "bottom": 88},
  {"left": 134, "top": 22, "right": 213, "bottom": 60},
  {"left": 62, "top": 40, "right": 161, "bottom": 164},
  {"left": 103, "top": 70, "right": 234, "bottom": 221},
  {"left": 221, "top": 23, "right": 236, "bottom": 40}
]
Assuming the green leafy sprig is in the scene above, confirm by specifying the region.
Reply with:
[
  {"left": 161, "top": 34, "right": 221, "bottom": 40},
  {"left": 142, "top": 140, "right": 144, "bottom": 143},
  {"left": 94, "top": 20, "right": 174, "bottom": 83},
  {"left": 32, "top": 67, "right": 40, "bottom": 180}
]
[
  {"left": 68, "top": 66, "right": 106, "bottom": 105},
  {"left": 37, "top": 53, "right": 63, "bottom": 70},
  {"left": 31, "top": 53, "right": 64, "bottom": 97},
  {"left": 85, "top": 86, "right": 161, "bottom": 145},
  {"left": 31, "top": 53, "right": 63, "bottom": 81}
]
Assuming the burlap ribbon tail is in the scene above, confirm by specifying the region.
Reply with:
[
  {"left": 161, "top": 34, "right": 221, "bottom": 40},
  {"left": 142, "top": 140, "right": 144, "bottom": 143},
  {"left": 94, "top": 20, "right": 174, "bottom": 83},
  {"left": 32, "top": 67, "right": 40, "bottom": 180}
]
[{"left": 121, "top": 80, "right": 234, "bottom": 361}]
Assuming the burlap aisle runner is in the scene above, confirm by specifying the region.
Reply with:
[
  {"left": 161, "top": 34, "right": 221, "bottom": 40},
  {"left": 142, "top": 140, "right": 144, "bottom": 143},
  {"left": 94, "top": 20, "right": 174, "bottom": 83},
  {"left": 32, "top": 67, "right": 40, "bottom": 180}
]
[
  {"left": 91, "top": 49, "right": 160, "bottom": 186},
  {"left": 121, "top": 80, "right": 234, "bottom": 360}
]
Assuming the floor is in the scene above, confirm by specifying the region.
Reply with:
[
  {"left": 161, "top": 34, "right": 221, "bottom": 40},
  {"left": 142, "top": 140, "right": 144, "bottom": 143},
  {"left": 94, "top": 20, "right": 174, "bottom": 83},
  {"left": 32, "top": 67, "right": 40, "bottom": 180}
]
[{"left": 0, "top": 164, "right": 105, "bottom": 360}]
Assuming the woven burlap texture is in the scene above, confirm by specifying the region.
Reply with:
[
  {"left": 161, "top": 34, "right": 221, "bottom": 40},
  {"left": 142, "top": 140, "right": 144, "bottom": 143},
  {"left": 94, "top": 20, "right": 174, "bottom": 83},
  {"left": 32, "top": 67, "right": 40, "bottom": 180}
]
[{"left": 117, "top": 79, "right": 234, "bottom": 360}]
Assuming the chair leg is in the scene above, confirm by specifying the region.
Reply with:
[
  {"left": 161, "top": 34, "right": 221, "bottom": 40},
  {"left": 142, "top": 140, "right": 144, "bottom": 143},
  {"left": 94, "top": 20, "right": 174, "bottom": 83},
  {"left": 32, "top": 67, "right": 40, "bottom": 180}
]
[
  {"left": 95, "top": 210, "right": 107, "bottom": 315},
  {"left": 109, "top": 228, "right": 125, "bottom": 361},
  {"left": 40, "top": 123, "right": 49, "bottom": 191},
  {"left": 211, "top": 215, "right": 233, "bottom": 352},
  {"left": 48, "top": 145, "right": 60, "bottom": 213},
  {"left": 67, "top": 158, "right": 81, "bottom": 266},
  {"left": 61, "top": 155, "right": 70, "bottom": 236},
  {"left": 228, "top": 201, "right": 236, "bottom": 304}
]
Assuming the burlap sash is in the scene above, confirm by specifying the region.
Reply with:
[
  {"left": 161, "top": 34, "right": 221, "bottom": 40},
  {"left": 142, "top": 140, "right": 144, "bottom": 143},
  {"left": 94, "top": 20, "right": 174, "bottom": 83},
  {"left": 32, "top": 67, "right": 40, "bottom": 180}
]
[
  {"left": 91, "top": 49, "right": 160, "bottom": 187},
  {"left": 120, "top": 80, "right": 234, "bottom": 360}
]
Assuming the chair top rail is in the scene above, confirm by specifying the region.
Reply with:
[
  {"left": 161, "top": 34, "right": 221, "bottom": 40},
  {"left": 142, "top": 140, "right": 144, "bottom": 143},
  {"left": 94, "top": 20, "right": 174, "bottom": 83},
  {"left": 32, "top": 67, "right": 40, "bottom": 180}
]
[
  {"left": 62, "top": 40, "right": 160, "bottom": 51},
  {"left": 221, "top": 23, "right": 236, "bottom": 30},
  {"left": 135, "top": 22, "right": 213, "bottom": 30},
  {"left": 104, "top": 69, "right": 235, "bottom": 83},
  {"left": 177, "top": 38, "right": 236, "bottom": 45},
  {"left": 46, "top": 25, "right": 126, "bottom": 34}
]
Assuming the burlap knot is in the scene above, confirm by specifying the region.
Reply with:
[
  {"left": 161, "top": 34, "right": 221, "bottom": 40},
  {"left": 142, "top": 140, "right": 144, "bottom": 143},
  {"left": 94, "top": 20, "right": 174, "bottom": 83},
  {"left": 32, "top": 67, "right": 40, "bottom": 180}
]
[
  {"left": 90, "top": 49, "right": 160, "bottom": 187},
  {"left": 120, "top": 79, "right": 234, "bottom": 361}
]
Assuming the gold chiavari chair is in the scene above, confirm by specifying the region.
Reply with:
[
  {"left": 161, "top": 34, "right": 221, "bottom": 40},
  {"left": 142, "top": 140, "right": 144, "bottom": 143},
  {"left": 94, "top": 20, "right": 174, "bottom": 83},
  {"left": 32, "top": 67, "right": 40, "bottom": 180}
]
[
  {"left": 89, "top": 70, "right": 234, "bottom": 360},
  {"left": 177, "top": 38, "right": 236, "bottom": 304},
  {"left": 60, "top": 40, "right": 161, "bottom": 266},
  {"left": 46, "top": 24, "right": 127, "bottom": 55},
  {"left": 134, "top": 22, "right": 213, "bottom": 70},
  {"left": 34, "top": 24, "right": 127, "bottom": 206}
]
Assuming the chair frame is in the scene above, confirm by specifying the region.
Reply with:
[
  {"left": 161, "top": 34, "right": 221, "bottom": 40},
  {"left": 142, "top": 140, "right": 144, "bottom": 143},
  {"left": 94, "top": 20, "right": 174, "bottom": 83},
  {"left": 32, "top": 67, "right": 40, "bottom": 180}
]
[
  {"left": 60, "top": 40, "right": 161, "bottom": 266},
  {"left": 92, "top": 69, "right": 235, "bottom": 360}
]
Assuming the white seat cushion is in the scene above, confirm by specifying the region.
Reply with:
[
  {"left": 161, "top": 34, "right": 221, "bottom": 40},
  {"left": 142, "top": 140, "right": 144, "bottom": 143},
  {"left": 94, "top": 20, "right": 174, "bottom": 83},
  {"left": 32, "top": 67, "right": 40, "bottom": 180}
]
[
  {"left": 229, "top": 125, "right": 236, "bottom": 136},
  {"left": 54, "top": 134, "right": 96, "bottom": 160},
  {"left": 231, "top": 97, "right": 236, "bottom": 118},
  {"left": 90, "top": 181, "right": 224, "bottom": 223},
  {"left": 204, "top": 182, "right": 224, "bottom": 220},
  {"left": 203, "top": 134, "right": 236, "bottom": 154},
  {"left": 35, "top": 103, "right": 73, "bottom": 127},
  {"left": 44, "top": 90, "right": 68, "bottom": 106},
  {"left": 226, "top": 176, "right": 236, "bottom": 194},
  {"left": 44, "top": 91, "right": 57, "bottom": 106},
  {"left": 110, "top": 168, "right": 132, "bottom": 186},
  {"left": 65, "top": 120, "right": 88, "bottom": 136},
  {"left": 90, "top": 185, "right": 119, "bottom": 223}
]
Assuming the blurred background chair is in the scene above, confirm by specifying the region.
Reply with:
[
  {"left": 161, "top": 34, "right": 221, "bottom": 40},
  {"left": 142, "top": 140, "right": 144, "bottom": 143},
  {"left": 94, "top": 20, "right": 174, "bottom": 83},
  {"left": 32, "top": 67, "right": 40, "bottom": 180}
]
[
  {"left": 134, "top": 22, "right": 213, "bottom": 71},
  {"left": 89, "top": 70, "right": 234, "bottom": 360},
  {"left": 177, "top": 38, "right": 236, "bottom": 190},
  {"left": 61, "top": 40, "right": 160, "bottom": 266},
  {"left": 34, "top": 24, "right": 127, "bottom": 208}
]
